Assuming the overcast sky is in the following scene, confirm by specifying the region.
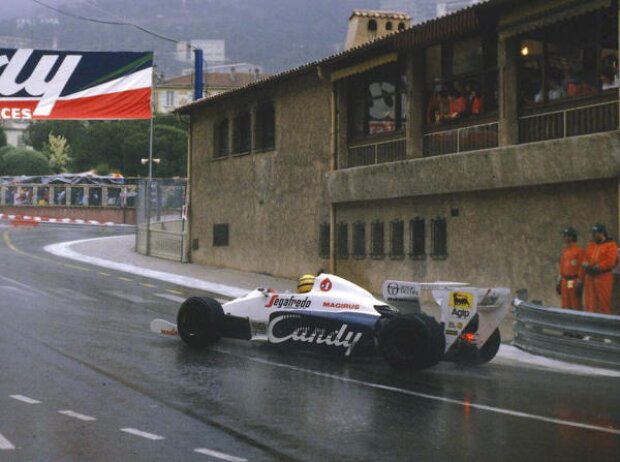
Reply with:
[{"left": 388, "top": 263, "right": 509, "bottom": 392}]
[{"left": 0, "top": 0, "right": 81, "bottom": 20}]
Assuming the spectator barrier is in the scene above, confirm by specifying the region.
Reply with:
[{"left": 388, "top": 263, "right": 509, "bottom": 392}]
[{"left": 513, "top": 298, "right": 620, "bottom": 370}]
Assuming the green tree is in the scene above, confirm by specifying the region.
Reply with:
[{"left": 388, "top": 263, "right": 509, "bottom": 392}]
[
  {"left": 0, "top": 127, "right": 6, "bottom": 148},
  {"left": 25, "top": 120, "right": 86, "bottom": 151},
  {"left": 0, "top": 148, "right": 52, "bottom": 176},
  {"left": 44, "top": 133, "right": 72, "bottom": 173}
]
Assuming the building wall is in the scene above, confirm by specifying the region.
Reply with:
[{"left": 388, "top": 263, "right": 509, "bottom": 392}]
[
  {"left": 333, "top": 179, "right": 618, "bottom": 305},
  {"left": 188, "top": 72, "right": 333, "bottom": 277}
]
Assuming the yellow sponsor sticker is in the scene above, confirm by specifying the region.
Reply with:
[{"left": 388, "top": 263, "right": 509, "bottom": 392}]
[{"left": 449, "top": 291, "right": 473, "bottom": 310}]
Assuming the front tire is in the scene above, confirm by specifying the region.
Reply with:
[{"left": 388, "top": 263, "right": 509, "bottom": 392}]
[
  {"left": 378, "top": 313, "right": 445, "bottom": 370},
  {"left": 177, "top": 297, "right": 224, "bottom": 348}
]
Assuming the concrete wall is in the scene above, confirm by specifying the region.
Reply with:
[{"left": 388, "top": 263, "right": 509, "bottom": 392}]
[
  {"left": 334, "top": 179, "right": 618, "bottom": 305},
  {"left": 188, "top": 72, "right": 333, "bottom": 277}
]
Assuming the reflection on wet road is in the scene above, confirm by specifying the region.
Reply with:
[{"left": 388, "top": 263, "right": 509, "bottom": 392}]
[{"left": 0, "top": 226, "right": 618, "bottom": 461}]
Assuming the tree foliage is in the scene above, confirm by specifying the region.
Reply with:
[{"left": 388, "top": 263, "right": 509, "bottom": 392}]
[
  {"left": 45, "top": 133, "right": 72, "bottom": 173},
  {"left": 0, "top": 127, "right": 6, "bottom": 148},
  {"left": 0, "top": 147, "right": 52, "bottom": 176},
  {"left": 24, "top": 116, "right": 187, "bottom": 177}
]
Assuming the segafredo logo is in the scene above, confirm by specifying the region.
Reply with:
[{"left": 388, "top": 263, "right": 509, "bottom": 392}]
[
  {"left": 267, "top": 317, "right": 363, "bottom": 356},
  {"left": 264, "top": 295, "right": 311, "bottom": 309},
  {"left": 0, "top": 49, "right": 81, "bottom": 117}
]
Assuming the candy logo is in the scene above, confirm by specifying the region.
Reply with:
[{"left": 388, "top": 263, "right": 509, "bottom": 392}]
[
  {"left": 320, "top": 278, "right": 332, "bottom": 292},
  {"left": 0, "top": 49, "right": 82, "bottom": 116}
]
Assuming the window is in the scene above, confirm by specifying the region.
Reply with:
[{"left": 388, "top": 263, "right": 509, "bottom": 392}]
[
  {"left": 409, "top": 218, "right": 426, "bottom": 259},
  {"left": 352, "top": 221, "right": 366, "bottom": 259},
  {"left": 214, "top": 119, "right": 229, "bottom": 158},
  {"left": 213, "top": 223, "right": 229, "bottom": 247},
  {"left": 386, "top": 21, "right": 393, "bottom": 31},
  {"left": 255, "top": 103, "right": 275, "bottom": 151},
  {"left": 89, "top": 187, "right": 102, "bottom": 206},
  {"left": 431, "top": 218, "right": 447, "bottom": 259},
  {"left": 425, "top": 34, "right": 498, "bottom": 128},
  {"left": 368, "top": 19, "right": 377, "bottom": 32},
  {"left": 519, "top": 9, "right": 618, "bottom": 107},
  {"left": 336, "top": 222, "right": 349, "bottom": 259},
  {"left": 165, "top": 91, "right": 175, "bottom": 108},
  {"left": 233, "top": 112, "right": 251, "bottom": 154},
  {"left": 70, "top": 187, "right": 85, "bottom": 206},
  {"left": 319, "top": 222, "right": 330, "bottom": 259},
  {"left": 390, "top": 219, "right": 404, "bottom": 259},
  {"left": 370, "top": 221, "right": 385, "bottom": 259},
  {"left": 348, "top": 62, "right": 407, "bottom": 139}
]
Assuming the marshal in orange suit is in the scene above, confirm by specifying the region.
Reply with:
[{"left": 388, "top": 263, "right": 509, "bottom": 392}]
[
  {"left": 580, "top": 224, "right": 619, "bottom": 314},
  {"left": 557, "top": 227, "right": 584, "bottom": 310}
]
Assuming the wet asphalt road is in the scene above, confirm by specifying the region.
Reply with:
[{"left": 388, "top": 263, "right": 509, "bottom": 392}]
[{"left": 0, "top": 225, "right": 618, "bottom": 461}]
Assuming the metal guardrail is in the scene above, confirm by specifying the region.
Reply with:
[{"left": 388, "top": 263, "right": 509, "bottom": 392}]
[
  {"left": 347, "top": 138, "right": 406, "bottom": 168},
  {"left": 513, "top": 299, "right": 620, "bottom": 370},
  {"left": 423, "top": 121, "right": 499, "bottom": 156}
]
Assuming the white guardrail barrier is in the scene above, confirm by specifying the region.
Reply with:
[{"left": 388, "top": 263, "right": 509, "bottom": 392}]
[{"left": 512, "top": 299, "right": 620, "bottom": 370}]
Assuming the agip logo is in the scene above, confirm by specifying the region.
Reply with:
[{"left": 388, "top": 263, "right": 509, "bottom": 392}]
[{"left": 449, "top": 291, "right": 473, "bottom": 320}]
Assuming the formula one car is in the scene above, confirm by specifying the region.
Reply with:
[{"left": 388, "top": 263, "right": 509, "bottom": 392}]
[{"left": 150, "top": 273, "right": 511, "bottom": 370}]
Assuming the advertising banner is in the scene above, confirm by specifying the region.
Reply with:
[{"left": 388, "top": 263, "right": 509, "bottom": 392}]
[{"left": 0, "top": 49, "right": 153, "bottom": 120}]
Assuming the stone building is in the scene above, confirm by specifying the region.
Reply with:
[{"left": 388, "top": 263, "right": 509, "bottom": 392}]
[{"left": 178, "top": 0, "right": 620, "bottom": 306}]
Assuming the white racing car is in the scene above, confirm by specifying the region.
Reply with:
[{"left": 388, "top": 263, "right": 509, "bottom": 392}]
[{"left": 151, "top": 273, "right": 511, "bottom": 370}]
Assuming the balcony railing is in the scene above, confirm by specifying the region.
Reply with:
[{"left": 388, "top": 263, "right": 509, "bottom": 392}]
[
  {"left": 423, "top": 121, "right": 499, "bottom": 157},
  {"left": 347, "top": 138, "right": 406, "bottom": 168},
  {"left": 519, "top": 100, "right": 619, "bottom": 144}
]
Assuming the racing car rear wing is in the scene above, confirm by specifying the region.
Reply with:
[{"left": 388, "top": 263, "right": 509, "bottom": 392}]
[{"left": 382, "top": 280, "right": 511, "bottom": 351}]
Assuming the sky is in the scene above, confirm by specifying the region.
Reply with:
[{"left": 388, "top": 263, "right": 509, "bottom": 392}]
[{"left": 0, "top": 0, "right": 81, "bottom": 19}]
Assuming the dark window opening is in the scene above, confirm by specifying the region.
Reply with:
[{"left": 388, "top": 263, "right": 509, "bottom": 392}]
[
  {"left": 213, "top": 223, "right": 229, "bottom": 247},
  {"left": 386, "top": 21, "right": 393, "bottom": 31},
  {"left": 319, "top": 222, "right": 330, "bottom": 259},
  {"left": 368, "top": 19, "right": 377, "bottom": 32},
  {"left": 348, "top": 62, "right": 407, "bottom": 139},
  {"left": 256, "top": 103, "right": 276, "bottom": 151},
  {"left": 431, "top": 218, "right": 447, "bottom": 259},
  {"left": 352, "top": 221, "right": 366, "bottom": 259},
  {"left": 518, "top": 8, "right": 618, "bottom": 108},
  {"left": 336, "top": 222, "right": 349, "bottom": 259},
  {"left": 398, "top": 22, "right": 406, "bottom": 31},
  {"left": 409, "top": 218, "right": 426, "bottom": 259},
  {"left": 370, "top": 221, "right": 385, "bottom": 259},
  {"left": 233, "top": 112, "right": 251, "bottom": 154},
  {"left": 424, "top": 33, "right": 498, "bottom": 129},
  {"left": 215, "top": 119, "right": 229, "bottom": 158},
  {"left": 390, "top": 219, "right": 405, "bottom": 259}
]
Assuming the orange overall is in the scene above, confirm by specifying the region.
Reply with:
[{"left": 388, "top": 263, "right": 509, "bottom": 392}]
[
  {"left": 559, "top": 243, "right": 584, "bottom": 310},
  {"left": 580, "top": 239, "right": 619, "bottom": 314}
]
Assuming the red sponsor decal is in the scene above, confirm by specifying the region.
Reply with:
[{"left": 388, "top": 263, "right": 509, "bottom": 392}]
[{"left": 320, "top": 278, "right": 332, "bottom": 292}]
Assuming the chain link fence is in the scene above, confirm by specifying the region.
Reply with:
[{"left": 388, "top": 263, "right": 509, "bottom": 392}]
[{"left": 135, "top": 179, "right": 187, "bottom": 262}]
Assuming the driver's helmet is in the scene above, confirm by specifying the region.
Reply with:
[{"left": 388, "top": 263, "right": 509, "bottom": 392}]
[{"left": 297, "top": 274, "right": 316, "bottom": 293}]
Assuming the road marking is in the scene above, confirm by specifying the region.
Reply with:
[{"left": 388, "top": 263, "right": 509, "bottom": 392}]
[
  {"left": 139, "top": 282, "right": 157, "bottom": 288},
  {"left": 58, "top": 410, "right": 96, "bottom": 422},
  {"left": 0, "top": 275, "right": 53, "bottom": 298},
  {"left": 99, "top": 271, "right": 111, "bottom": 276},
  {"left": 234, "top": 355, "right": 620, "bottom": 436},
  {"left": 51, "top": 288, "right": 97, "bottom": 302},
  {"left": 0, "top": 433, "right": 15, "bottom": 450},
  {"left": 154, "top": 293, "right": 186, "bottom": 303},
  {"left": 102, "top": 290, "right": 148, "bottom": 304},
  {"left": 9, "top": 395, "right": 41, "bottom": 404},
  {"left": 194, "top": 448, "right": 248, "bottom": 461},
  {"left": 166, "top": 289, "right": 184, "bottom": 295},
  {"left": 117, "top": 276, "right": 134, "bottom": 282},
  {"left": 120, "top": 428, "right": 165, "bottom": 441}
]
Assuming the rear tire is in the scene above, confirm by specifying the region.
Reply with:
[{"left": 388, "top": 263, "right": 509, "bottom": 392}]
[
  {"left": 177, "top": 297, "right": 224, "bottom": 348},
  {"left": 378, "top": 313, "right": 445, "bottom": 370}
]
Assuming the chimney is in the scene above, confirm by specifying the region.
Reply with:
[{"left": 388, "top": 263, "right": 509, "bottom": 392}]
[{"left": 344, "top": 10, "right": 411, "bottom": 50}]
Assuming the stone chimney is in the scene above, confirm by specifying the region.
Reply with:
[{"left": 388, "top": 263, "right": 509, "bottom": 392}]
[{"left": 344, "top": 10, "right": 411, "bottom": 50}]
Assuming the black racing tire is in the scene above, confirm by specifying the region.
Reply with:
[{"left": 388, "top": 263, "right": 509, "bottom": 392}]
[
  {"left": 378, "top": 313, "right": 445, "bottom": 370},
  {"left": 177, "top": 297, "right": 224, "bottom": 348},
  {"left": 455, "top": 328, "right": 501, "bottom": 366}
]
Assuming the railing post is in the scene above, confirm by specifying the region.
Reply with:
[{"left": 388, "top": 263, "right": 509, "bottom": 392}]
[
  {"left": 0, "top": 186, "right": 5, "bottom": 206},
  {"left": 102, "top": 186, "right": 108, "bottom": 207}
]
